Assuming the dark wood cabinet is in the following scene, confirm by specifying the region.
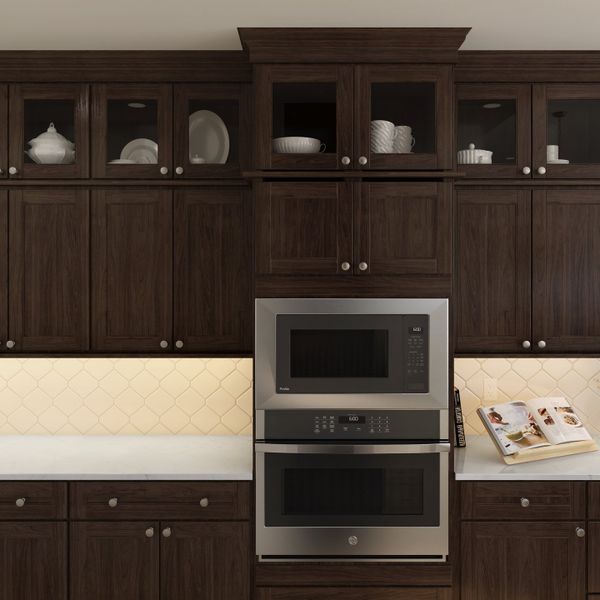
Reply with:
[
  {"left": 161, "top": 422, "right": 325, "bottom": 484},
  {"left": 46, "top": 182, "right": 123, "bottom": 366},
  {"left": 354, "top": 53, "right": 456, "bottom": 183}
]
[
  {"left": 161, "top": 522, "right": 250, "bottom": 600},
  {"left": 455, "top": 188, "right": 531, "bottom": 353},
  {"left": 0, "top": 190, "right": 6, "bottom": 344},
  {"left": 8, "top": 189, "right": 89, "bottom": 352},
  {"left": 174, "top": 188, "right": 252, "bottom": 352},
  {"left": 70, "top": 521, "right": 159, "bottom": 600},
  {"left": 0, "top": 522, "right": 67, "bottom": 600},
  {"left": 461, "top": 521, "right": 585, "bottom": 600},
  {"left": 0, "top": 85, "right": 7, "bottom": 178},
  {"left": 257, "top": 589, "right": 451, "bottom": 600},
  {"left": 91, "top": 189, "right": 172, "bottom": 352}
]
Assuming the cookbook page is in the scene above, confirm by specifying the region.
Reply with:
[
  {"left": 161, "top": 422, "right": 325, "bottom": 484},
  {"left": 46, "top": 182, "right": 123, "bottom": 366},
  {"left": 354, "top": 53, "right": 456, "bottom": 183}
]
[
  {"left": 527, "top": 397, "right": 592, "bottom": 444},
  {"left": 478, "top": 401, "right": 550, "bottom": 455}
]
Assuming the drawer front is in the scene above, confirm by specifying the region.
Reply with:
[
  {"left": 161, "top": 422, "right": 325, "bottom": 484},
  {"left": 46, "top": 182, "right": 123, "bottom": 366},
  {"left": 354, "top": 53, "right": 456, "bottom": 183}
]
[
  {"left": 70, "top": 482, "right": 250, "bottom": 520},
  {"left": 461, "top": 481, "right": 585, "bottom": 520},
  {"left": 0, "top": 482, "right": 67, "bottom": 519},
  {"left": 256, "top": 589, "right": 451, "bottom": 600}
]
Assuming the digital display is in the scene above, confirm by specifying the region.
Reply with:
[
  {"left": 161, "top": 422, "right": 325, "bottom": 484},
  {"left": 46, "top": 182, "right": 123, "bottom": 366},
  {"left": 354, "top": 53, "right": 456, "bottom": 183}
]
[
  {"left": 338, "top": 415, "right": 365, "bottom": 424},
  {"left": 409, "top": 326, "right": 423, "bottom": 335}
]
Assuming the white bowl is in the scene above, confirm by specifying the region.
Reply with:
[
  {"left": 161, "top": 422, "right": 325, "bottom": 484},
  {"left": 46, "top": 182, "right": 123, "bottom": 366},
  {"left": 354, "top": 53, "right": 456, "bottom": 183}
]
[
  {"left": 272, "top": 136, "right": 324, "bottom": 154},
  {"left": 26, "top": 146, "right": 67, "bottom": 165}
]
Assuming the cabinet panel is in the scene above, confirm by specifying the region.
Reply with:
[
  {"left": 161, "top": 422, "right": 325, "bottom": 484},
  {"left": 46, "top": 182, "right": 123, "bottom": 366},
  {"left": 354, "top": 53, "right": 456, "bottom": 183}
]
[
  {"left": 533, "top": 189, "right": 600, "bottom": 352},
  {"left": 0, "top": 522, "right": 67, "bottom": 600},
  {"left": 589, "top": 522, "right": 600, "bottom": 592},
  {"left": 70, "top": 521, "right": 158, "bottom": 600},
  {"left": 161, "top": 521, "right": 250, "bottom": 600},
  {"left": 9, "top": 189, "right": 89, "bottom": 352},
  {"left": 174, "top": 188, "right": 252, "bottom": 352},
  {"left": 257, "top": 589, "right": 451, "bottom": 600},
  {"left": 0, "top": 191, "right": 6, "bottom": 343},
  {"left": 91, "top": 189, "right": 172, "bottom": 352},
  {"left": 0, "top": 85, "right": 7, "bottom": 178},
  {"left": 255, "top": 180, "right": 353, "bottom": 275},
  {"left": 461, "top": 521, "right": 585, "bottom": 600},
  {"left": 455, "top": 189, "right": 531, "bottom": 353},
  {"left": 356, "top": 182, "right": 451, "bottom": 275}
]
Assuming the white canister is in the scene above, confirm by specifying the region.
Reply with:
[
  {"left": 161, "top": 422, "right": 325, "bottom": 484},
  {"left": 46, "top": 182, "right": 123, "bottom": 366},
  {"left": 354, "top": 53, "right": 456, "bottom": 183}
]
[
  {"left": 547, "top": 145, "right": 559, "bottom": 162},
  {"left": 370, "top": 120, "right": 395, "bottom": 153},
  {"left": 393, "top": 126, "right": 415, "bottom": 154}
]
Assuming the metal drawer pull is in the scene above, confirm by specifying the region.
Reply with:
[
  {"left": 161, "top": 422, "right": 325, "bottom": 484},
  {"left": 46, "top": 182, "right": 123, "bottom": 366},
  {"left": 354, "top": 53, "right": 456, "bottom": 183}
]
[
  {"left": 199, "top": 497, "right": 209, "bottom": 508},
  {"left": 520, "top": 497, "right": 530, "bottom": 508},
  {"left": 341, "top": 262, "right": 351, "bottom": 271},
  {"left": 108, "top": 497, "right": 118, "bottom": 508},
  {"left": 576, "top": 527, "right": 585, "bottom": 538},
  {"left": 162, "top": 527, "right": 172, "bottom": 538},
  {"left": 145, "top": 527, "right": 154, "bottom": 538},
  {"left": 15, "top": 497, "right": 26, "bottom": 508}
]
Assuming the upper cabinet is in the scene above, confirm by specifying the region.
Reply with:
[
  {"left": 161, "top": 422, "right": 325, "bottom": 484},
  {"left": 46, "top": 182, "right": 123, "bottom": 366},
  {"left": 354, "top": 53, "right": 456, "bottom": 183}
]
[{"left": 0, "top": 86, "right": 7, "bottom": 178}]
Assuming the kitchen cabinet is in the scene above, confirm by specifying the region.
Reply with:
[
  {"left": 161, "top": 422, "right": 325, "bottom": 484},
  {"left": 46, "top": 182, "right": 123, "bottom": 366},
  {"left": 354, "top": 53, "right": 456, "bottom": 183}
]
[
  {"left": 256, "top": 589, "right": 451, "bottom": 600},
  {"left": 91, "top": 188, "right": 172, "bottom": 352},
  {"left": 588, "top": 522, "right": 600, "bottom": 592},
  {"left": 256, "top": 180, "right": 451, "bottom": 279},
  {"left": 0, "top": 191, "right": 6, "bottom": 346},
  {"left": 0, "top": 85, "right": 7, "bottom": 178},
  {"left": 8, "top": 189, "right": 89, "bottom": 352}
]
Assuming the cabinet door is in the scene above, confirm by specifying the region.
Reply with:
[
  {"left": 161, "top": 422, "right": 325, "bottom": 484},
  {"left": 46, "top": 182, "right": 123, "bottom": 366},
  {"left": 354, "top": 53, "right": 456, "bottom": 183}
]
[
  {"left": 356, "top": 182, "right": 451, "bottom": 276},
  {"left": 174, "top": 189, "right": 252, "bottom": 352},
  {"left": 254, "top": 64, "right": 354, "bottom": 170},
  {"left": 70, "top": 522, "right": 158, "bottom": 600},
  {"left": 0, "top": 191, "right": 6, "bottom": 344},
  {"left": 255, "top": 180, "right": 353, "bottom": 275},
  {"left": 533, "top": 189, "right": 600, "bottom": 352},
  {"left": 0, "top": 522, "right": 67, "bottom": 600},
  {"left": 589, "top": 522, "right": 600, "bottom": 592},
  {"left": 461, "top": 521, "right": 585, "bottom": 600},
  {"left": 455, "top": 189, "right": 531, "bottom": 353},
  {"left": 0, "top": 85, "right": 7, "bottom": 178},
  {"left": 456, "top": 83, "right": 532, "bottom": 179},
  {"left": 356, "top": 64, "right": 452, "bottom": 170},
  {"left": 91, "top": 84, "right": 172, "bottom": 179},
  {"left": 91, "top": 189, "right": 172, "bottom": 352},
  {"left": 9, "top": 189, "right": 89, "bottom": 352},
  {"left": 160, "top": 522, "right": 250, "bottom": 600},
  {"left": 8, "top": 84, "right": 89, "bottom": 179}
]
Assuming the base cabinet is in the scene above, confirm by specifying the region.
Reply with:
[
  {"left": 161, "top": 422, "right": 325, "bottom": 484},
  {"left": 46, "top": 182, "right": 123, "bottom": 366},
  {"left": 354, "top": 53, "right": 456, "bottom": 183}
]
[{"left": 256, "top": 589, "right": 451, "bottom": 600}]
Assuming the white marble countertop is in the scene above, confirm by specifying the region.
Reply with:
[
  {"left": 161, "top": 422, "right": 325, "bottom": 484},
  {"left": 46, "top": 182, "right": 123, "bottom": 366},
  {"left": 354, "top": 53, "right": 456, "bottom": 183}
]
[
  {"left": 455, "top": 435, "right": 600, "bottom": 480},
  {"left": 0, "top": 435, "right": 253, "bottom": 480}
]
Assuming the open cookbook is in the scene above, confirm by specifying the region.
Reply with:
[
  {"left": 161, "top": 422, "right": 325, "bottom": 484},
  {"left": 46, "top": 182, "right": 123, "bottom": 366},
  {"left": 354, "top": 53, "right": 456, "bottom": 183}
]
[{"left": 478, "top": 397, "right": 598, "bottom": 464}]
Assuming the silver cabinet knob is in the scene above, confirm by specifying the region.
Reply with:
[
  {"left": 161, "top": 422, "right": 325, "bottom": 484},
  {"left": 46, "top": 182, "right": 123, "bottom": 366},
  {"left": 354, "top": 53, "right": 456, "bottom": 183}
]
[
  {"left": 8, "top": 166, "right": 18, "bottom": 175},
  {"left": 162, "top": 527, "right": 172, "bottom": 538},
  {"left": 341, "top": 156, "right": 351, "bottom": 166},
  {"left": 358, "top": 262, "right": 368, "bottom": 272},
  {"left": 160, "top": 340, "right": 169, "bottom": 349},
  {"left": 108, "top": 497, "right": 118, "bottom": 508},
  {"left": 358, "top": 156, "right": 368, "bottom": 166},
  {"left": 576, "top": 527, "right": 586, "bottom": 538},
  {"left": 537, "top": 166, "right": 547, "bottom": 175},
  {"left": 537, "top": 340, "right": 547, "bottom": 349},
  {"left": 175, "top": 340, "right": 184, "bottom": 349},
  {"left": 340, "top": 261, "right": 351, "bottom": 272},
  {"left": 522, "top": 340, "right": 531, "bottom": 349},
  {"left": 15, "top": 497, "right": 26, "bottom": 508},
  {"left": 348, "top": 535, "right": 358, "bottom": 546},
  {"left": 175, "top": 166, "right": 184, "bottom": 175},
  {"left": 6, "top": 340, "right": 15, "bottom": 349},
  {"left": 199, "top": 497, "right": 209, "bottom": 508},
  {"left": 522, "top": 166, "right": 531, "bottom": 175},
  {"left": 159, "top": 166, "right": 169, "bottom": 175},
  {"left": 145, "top": 527, "right": 154, "bottom": 538},
  {"left": 520, "top": 497, "right": 530, "bottom": 508}
]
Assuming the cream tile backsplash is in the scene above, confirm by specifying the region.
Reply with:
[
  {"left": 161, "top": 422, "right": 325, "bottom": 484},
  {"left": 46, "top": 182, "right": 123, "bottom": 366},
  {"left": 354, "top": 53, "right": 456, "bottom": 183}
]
[
  {"left": 0, "top": 358, "right": 252, "bottom": 435},
  {"left": 455, "top": 358, "right": 600, "bottom": 436}
]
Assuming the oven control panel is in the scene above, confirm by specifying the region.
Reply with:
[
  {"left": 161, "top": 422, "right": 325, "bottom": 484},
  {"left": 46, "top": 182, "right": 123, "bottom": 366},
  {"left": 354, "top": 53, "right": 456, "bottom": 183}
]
[{"left": 263, "top": 409, "right": 441, "bottom": 440}]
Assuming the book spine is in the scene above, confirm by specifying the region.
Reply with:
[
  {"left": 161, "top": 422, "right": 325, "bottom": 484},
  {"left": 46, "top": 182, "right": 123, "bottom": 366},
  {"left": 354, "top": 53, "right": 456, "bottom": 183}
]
[{"left": 453, "top": 387, "right": 467, "bottom": 447}]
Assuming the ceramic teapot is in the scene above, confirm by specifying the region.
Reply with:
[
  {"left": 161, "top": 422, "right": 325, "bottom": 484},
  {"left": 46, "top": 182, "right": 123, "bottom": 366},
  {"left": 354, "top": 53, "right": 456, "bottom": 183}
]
[{"left": 26, "top": 122, "right": 75, "bottom": 165}]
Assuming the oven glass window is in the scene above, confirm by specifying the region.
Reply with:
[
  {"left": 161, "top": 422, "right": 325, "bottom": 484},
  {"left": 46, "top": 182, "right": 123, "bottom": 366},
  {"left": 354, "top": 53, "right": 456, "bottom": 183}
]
[{"left": 290, "top": 329, "right": 389, "bottom": 378}]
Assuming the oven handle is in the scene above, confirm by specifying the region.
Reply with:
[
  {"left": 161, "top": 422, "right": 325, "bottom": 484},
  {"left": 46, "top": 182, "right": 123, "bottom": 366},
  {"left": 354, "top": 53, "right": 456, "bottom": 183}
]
[{"left": 255, "top": 442, "right": 451, "bottom": 455}]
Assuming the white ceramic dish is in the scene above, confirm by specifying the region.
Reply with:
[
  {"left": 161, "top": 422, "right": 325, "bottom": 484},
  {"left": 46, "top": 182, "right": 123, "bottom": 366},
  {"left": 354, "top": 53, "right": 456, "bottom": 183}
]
[
  {"left": 457, "top": 143, "right": 493, "bottom": 165},
  {"left": 120, "top": 138, "right": 158, "bottom": 164},
  {"left": 272, "top": 136, "right": 325, "bottom": 154},
  {"left": 109, "top": 159, "right": 136, "bottom": 164},
  {"left": 548, "top": 158, "right": 570, "bottom": 164},
  {"left": 189, "top": 110, "right": 230, "bottom": 164}
]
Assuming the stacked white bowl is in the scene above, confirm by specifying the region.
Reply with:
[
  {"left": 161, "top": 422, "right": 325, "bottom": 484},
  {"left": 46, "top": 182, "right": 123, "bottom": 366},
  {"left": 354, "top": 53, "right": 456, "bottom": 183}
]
[{"left": 370, "top": 120, "right": 395, "bottom": 154}]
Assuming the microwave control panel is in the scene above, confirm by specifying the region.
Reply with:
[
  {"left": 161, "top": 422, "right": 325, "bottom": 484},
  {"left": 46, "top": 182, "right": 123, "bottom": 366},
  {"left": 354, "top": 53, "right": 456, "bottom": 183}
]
[
  {"left": 402, "top": 315, "right": 429, "bottom": 393},
  {"left": 263, "top": 410, "right": 441, "bottom": 440}
]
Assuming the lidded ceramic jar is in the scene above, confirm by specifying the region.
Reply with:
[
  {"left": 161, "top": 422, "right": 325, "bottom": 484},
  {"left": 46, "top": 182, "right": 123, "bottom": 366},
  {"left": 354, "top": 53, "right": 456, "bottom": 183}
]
[{"left": 26, "top": 122, "right": 76, "bottom": 164}]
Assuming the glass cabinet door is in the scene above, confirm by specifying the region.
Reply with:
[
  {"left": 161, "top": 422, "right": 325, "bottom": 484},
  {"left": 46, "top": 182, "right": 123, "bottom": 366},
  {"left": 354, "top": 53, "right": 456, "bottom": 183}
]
[
  {"left": 456, "top": 84, "right": 531, "bottom": 178},
  {"left": 173, "top": 84, "right": 246, "bottom": 178},
  {"left": 254, "top": 65, "right": 353, "bottom": 170},
  {"left": 8, "top": 84, "right": 89, "bottom": 179},
  {"left": 356, "top": 65, "right": 451, "bottom": 170},
  {"left": 92, "top": 84, "right": 172, "bottom": 179},
  {"left": 0, "top": 86, "right": 6, "bottom": 179},
  {"left": 534, "top": 84, "right": 600, "bottom": 178}
]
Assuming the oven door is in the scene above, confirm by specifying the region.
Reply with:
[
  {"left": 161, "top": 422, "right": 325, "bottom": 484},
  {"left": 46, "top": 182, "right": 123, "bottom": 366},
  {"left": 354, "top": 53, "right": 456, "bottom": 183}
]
[{"left": 255, "top": 442, "right": 449, "bottom": 561}]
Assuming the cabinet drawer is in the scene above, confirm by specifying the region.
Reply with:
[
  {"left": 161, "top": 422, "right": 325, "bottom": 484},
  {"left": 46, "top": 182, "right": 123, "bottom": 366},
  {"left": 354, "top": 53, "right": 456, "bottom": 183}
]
[
  {"left": 0, "top": 482, "right": 67, "bottom": 519},
  {"left": 461, "top": 481, "right": 585, "bottom": 520},
  {"left": 256, "top": 589, "right": 451, "bottom": 600},
  {"left": 70, "top": 482, "right": 250, "bottom": 520}
]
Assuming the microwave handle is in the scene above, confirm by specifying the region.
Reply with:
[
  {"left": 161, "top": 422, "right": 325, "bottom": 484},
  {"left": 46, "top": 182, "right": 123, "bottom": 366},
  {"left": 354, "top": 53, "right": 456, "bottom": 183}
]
[{"left": 255, "top": 442, "right": 451, "bottom": 455}]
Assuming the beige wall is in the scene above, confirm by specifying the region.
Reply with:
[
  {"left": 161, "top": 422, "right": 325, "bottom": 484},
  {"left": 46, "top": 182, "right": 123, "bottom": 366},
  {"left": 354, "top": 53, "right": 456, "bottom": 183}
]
[
  {"left": 0, "top": 358, "right": 252, "bottom": 435},
  {"left": 3, "top": 0, "right": 600, "bottom": 51}
]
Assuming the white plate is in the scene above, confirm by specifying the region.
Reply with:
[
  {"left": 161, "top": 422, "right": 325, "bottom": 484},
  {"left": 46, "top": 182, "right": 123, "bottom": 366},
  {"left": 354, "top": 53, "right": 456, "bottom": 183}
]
[
  {"left": 189, "top": 110, "right": 229, "bottom": 164},
  {"left": 109, "top": 159, "right": 136, "bottom": 164},
  {"left": 548, "top": 159, "right": 570, "bottom": 164},
  {"left": 120, "top": 138, "right": 158, "bottom": 164}
]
